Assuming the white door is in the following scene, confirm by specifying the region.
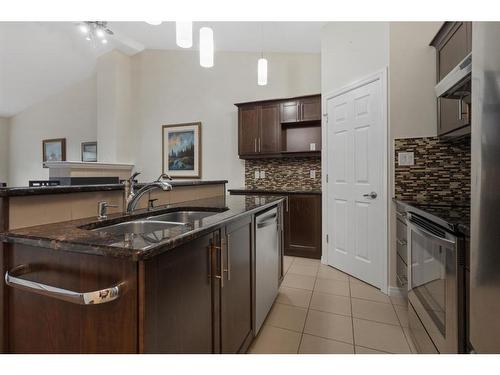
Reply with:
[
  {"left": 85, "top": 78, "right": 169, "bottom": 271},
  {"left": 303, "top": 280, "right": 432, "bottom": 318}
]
[{"left": 325, "top": 72, "right": 387, "bottom": 290}]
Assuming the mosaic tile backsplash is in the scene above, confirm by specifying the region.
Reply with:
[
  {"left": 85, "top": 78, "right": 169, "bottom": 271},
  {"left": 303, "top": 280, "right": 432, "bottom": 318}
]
[
  {"left": 245, "top": 157, "right": 321, "bottom": 191},
  {"left": 394, "top": 137, "right": 471, "bottom": 203}
]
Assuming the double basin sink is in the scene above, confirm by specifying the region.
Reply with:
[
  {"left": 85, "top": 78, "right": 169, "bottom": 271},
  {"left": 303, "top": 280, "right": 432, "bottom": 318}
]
[{"left": 92, "top": 210, "right": 219, "bottom": 236}]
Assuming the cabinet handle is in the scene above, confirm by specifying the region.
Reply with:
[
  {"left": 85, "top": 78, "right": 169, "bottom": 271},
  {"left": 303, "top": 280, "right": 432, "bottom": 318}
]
[
  {"left": 258, "top": 138, "right": 261, "bottom": 152},
  {"left": 5, "top": 264, "right": 126, "bottom": 305},
  {"left": 214, "top": 237, "right": 225, "bottom": 288},
  {"left": 225, "top": 234, "right": 231, "bottom": 281},
  {"left": 458, "top": 98, "right": 463, "bottom": 121},
  {"left": 254, "top": 138, "right": 257, "bottom": 153}
]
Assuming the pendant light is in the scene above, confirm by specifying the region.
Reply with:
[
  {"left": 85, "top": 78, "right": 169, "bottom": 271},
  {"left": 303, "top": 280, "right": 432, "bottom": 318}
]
[
  {"left": 257, "top": 23, "right": 268, "bottom": 86},
  {"left": 258, "top": 55, "right": 268, "bottom": 86},
  {"left": 176, "top": 21, "right": 193, "bottom": 48},
  {"left": 199, "top": 27, "right": 214, "bottom": 68},
  {"left": 146, "top": 21, "right": 162, "bottom": 26}
]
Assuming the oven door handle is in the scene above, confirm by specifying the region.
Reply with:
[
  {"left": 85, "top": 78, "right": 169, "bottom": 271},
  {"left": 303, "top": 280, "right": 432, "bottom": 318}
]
[{"left": 408, "top": 222, "right": 457, "bottom": 248}]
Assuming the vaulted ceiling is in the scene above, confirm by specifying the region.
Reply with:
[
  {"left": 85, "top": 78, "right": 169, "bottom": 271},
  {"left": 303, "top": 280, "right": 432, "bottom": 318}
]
[{"left": 0, "top": 21, "right": 325, "bottom": 117}]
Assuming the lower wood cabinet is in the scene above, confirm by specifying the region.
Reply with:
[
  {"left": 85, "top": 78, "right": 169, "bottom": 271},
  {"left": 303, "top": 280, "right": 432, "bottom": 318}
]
[
  {"left": 220, "top": 215, "right": 253, "bottom": 353},
  {"left": 284, "top": 194, "right": 322, "bottom": 259},
  {"left": 4, "top": 215, "right": 255, "bottom": 354}
]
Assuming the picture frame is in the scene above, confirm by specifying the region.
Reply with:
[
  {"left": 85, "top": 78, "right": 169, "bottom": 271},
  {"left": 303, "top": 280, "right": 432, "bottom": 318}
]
[
  {"left": 42, "top": 138, "right": 66, "bottom": 163},
  {"left": 81, "top": 141, "right": 98, "bottom": 162},
  {"left": 162, "top": 122, "right": 202, "bottom": 179}
]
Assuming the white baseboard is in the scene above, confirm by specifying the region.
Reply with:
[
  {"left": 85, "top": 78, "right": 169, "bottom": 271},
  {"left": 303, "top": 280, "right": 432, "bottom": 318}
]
[{"left": 388, "top": 286, "right": 407, "bottom": 298}]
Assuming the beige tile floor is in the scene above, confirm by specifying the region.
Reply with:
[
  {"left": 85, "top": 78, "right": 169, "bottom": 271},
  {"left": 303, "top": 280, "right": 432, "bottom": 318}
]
[{"left": 248, "top": 256, "right": 417, "bottom": 354}]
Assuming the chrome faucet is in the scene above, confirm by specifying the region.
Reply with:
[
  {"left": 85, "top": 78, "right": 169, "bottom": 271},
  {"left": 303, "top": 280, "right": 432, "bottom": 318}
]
[{"left": 124, "top": 172, "right": 173, "bottom": 214}]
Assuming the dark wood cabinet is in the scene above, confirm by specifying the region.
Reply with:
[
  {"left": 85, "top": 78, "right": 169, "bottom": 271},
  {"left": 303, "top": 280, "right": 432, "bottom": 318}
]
[
  {"left": 284, "top": 194, "right": 322, "bottom": 259},
  {"left": 3, "top": 207, "right": 277, "bottom": 353},
  {"left": 236, "top": 94, "right": 321, "bottom": 159},
  {"left": 299, "top": 97, "right": 322, "bottom": 122},
  {"left": 239, "top": 105, "right": 260, "bottom": 155},
  {"left": 238, "top": 103, "right": 280, "bottom": 156},
  {"left": 220, "top": 215, "right": 253, "bottom": 353},
  {"left": 431, "top": 22, "right": 472, "bottom": 138},
  {"left": 6, "top": 244, "right": 138, "bottom": 353},
  {"left": 143, "top": 232, "right": 216, "bottom": 353}
]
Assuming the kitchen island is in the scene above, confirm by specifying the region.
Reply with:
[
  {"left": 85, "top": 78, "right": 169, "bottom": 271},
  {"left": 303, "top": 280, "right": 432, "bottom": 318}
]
[{"left": 0, "top": 194, "right": 284, "bottom": 353}]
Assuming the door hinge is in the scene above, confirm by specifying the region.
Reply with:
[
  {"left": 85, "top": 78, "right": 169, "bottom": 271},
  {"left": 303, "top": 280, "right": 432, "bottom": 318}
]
[{"left": 326, "top": 234, "right": 329, "bottom": 243}]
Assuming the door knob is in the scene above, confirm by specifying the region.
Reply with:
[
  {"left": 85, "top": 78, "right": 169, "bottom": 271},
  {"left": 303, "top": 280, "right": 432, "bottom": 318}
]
[{"left": 363, "top": 192, "right": 377, "bottom": 199}]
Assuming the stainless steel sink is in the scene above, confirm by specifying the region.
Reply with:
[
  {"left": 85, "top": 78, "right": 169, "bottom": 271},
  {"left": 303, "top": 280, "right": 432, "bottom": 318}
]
[
  {"left": 93, "top": 220, "right": 185, "bottom": 235},
  {"left": 146, "top": 210, "right": 218, "bottom": 223}
]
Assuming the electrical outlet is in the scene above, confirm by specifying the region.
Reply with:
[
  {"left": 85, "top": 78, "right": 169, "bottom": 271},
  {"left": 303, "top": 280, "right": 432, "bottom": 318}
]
[
  {"left": 310, "top": 170, "right": 316, "bottom": 179},
  {"left": 398, "top": 152, "right": 415, "bottom": 166},
  {"left": 260, "top": 170, "right": 266, "bottom": 179},
  {"left": 254, "top": 171, "right": 260, "bottom": 179}
]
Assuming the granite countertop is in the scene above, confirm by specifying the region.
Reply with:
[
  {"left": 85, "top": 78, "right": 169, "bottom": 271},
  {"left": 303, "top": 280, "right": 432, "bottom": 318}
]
[
  {"left": 0, "top": 180, "right": 228, "bottom": 197},
  {"left": 0, "top": 194, "right": 283, "bottom": 261},
  {"left": 393, "top": 198, "right": 470, "bottom": 236},
  {"left": 229, "top": 187, "right": 322, "bottom": 195}
]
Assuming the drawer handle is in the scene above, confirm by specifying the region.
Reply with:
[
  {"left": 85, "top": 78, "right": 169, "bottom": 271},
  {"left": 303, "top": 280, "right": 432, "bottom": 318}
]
[
  {"left": 5, "top": 264, "right": 126, "bottom": 305},
  {"left": 397, "top": 239, "right": 407, "bottom": 246}
]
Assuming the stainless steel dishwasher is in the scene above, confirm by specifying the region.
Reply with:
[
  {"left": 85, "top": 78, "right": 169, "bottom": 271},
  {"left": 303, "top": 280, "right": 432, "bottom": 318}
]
[{"left": 255, "top": 206, "right": 280, "bottom": 334}]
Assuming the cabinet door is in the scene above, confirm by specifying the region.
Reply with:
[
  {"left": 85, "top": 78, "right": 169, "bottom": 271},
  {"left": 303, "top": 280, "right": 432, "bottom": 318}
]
[
  {"left": 7, "top": 244, "right": 138, "bottom": 353},
  {"left": 438, "top": 22, "right": 471, "bottom": 80},
  {"left": 281, "top": 101, "right": 299, "bottom": 123},
  {"left": 220, "top": 215, "right": 253, "bottom": 353},
  {"left": 259, "top": 103, "right": 280, "bottom": 153},
  {"left": 239, "top": 106, "right": 260, "bottom": 155},
  {"left": 438, "top": 97, "right": 469, "bottom": 136},
  {"left": 300, "top": 97, "right": 321, "bottom": 122},
  {"left": 143, "top": 232, "right": 216, "bottom": 353},
  {"left": 284, "top": 195, "right": 322, "bottom": 259}
]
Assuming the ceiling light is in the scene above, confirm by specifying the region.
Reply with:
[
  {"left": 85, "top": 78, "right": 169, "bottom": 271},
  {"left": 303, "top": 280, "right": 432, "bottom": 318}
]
[
  {"left": 199, "top": 27, "right": 214, "bottom": 68},
  {"left": 258, "top": 57, "right": 268, "bottom": 86},
  {"left": 146, "top": 21, "right": 162, "bottom": 26},
  {"left": 101, "top": 39, "right": 108, "bottom": 44},
  {"left": 96, "top": 28, "right": 105, "bottom": 39},
  {"left": 79, "top": 24, "right": 89, "bottom": 34},
  {"left": 176, "top": 21, "right": 193, "bottom": 48}
]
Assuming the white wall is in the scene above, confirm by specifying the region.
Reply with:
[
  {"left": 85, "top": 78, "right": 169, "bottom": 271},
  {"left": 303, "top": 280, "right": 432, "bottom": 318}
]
[
  {"left": 0, "top": 118, "right": 9, "bottom": 183},
  {"left": 8, "top": 76, "right": 97, "bottom": 186},
  {"left": 130, "top": 50, "right": 321, "bottom": 187},
  {"left": 388, "top": 22, "right": 442, "bottom": 288},
  {"left": 322, "top": 22, "right": 389, "bottom": 94}
]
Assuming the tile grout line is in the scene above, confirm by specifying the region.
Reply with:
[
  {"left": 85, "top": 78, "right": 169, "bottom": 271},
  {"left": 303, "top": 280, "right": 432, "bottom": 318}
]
[
  {"left": 295, "top": 264, "right": 319, "bottom": 353},
  {"left": 389, "top": 295, "right": 413, "bottom": 353},
  {"left": 348, "top": 277, "right": 357, "bottom": 353}
]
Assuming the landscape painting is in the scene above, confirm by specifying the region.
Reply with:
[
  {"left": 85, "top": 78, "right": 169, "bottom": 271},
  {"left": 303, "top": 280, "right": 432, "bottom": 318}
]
[{"left": 162, "top": 122, "right": 201, "bottom": 178}]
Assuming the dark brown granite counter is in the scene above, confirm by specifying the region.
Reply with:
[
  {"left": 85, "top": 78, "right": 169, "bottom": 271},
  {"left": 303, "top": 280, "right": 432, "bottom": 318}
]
[
  {"left": 0, "top": 180, "right": 228, "bottom": 197},
  {"left": 0, "top": 194, "right": 283, "bottom": 261},
  {"left": 229, "top": 188, "right": 322, "bottom": 195}
]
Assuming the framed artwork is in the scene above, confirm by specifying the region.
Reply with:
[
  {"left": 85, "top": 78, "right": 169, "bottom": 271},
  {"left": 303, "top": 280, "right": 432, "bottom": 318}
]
[
  {"left": 81, "top": 141, "right": 98, "bottom": 162},
  {"left": 162, "top": 122, "right": 201, "bottom": 179},
  {"left": 42, "top": 138, "right": 66, "bottom": 163}
]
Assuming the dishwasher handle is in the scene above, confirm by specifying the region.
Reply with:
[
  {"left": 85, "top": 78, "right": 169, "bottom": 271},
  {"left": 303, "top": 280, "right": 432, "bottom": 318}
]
[
  {"left": 257, "top": 212, "right": 277, "bottom": 228},
  {"left": 5, "top": 264, "right": 126, "bottom": 305}
]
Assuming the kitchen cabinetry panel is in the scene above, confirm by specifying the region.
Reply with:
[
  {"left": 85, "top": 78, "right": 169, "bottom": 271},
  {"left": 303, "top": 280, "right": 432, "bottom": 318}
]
[
  {"left": 143, "top": 232, "right": 215, "bottom": 353},
  {"left": 259, "top": 103, "right": 280, "bottom": 153},
  {"left": 285, "top": 194, "right": 322, "bottom": 259},
  {"left": 239, "top": 106, "right": 260, "bottom": 155},
  {"left": 300, "top": 97, "right": 322, "bottom": 122},
  {"left": 236, "top": 95, "right": 321, "bottom": 158},
  {"left": 220, "top": 215, "right": 253, "bottom": 353},
  {"left": 6, "top": 244, "right": 137, "bottom": 353},
  {"left": 431, "top": 21, "right": 472, "bottom": 138}
]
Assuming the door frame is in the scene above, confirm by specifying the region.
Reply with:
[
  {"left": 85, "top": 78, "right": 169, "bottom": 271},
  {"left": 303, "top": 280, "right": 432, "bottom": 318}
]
[{"left": 321, "top": 68, "right": 388, "bottom": 294}]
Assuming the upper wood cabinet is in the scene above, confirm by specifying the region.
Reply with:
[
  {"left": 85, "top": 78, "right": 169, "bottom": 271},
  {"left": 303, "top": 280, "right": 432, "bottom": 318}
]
[
  {"left": 236, "top": 94, "right": 321, "bottom": 159},
  {"left": 238, "top": 103, "right": 280, "bottom": 156},
  {"left": 431, "top": 22, "right": 472, "bottom": 138},
  {"left": 280, "top": 96, "right": 321, "bottom": 124}
]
